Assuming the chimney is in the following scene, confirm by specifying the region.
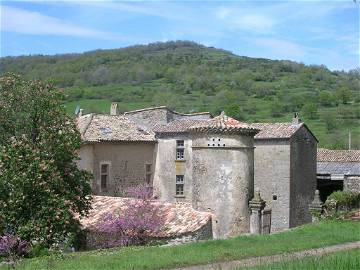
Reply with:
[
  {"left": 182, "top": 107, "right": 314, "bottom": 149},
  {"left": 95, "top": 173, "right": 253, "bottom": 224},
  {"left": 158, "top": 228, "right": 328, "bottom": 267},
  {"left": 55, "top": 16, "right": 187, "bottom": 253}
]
[
  {"left": 292, "top": 112, "right": 302, "bottom": 125},
  {"left": 110, "top": 102, "right": 118, "bottom": 115}
]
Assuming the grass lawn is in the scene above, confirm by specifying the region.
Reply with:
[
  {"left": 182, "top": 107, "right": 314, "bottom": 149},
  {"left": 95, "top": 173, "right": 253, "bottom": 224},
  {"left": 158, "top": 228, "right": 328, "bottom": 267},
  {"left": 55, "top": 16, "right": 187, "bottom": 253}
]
[
  {"left": 4, "top": 220, "right": 360, "bottom": 270},
  {"left": 243, "top": 248, "right": 360, "bottom": 270}
]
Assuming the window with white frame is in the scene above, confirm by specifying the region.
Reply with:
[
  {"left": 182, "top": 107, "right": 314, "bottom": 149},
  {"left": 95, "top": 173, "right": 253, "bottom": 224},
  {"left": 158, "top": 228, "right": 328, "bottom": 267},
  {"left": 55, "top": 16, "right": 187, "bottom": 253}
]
[
  {"left": 145, "top": 163, "right": 152, "bottom": 184},
  {"left": 176, "top": 175, "right": 184, "bottom": 196},
  {"left": 176, "top": 140, "right": 185, "bottom": 160},
  {"left": 100, "top": 163, "right": 110, "bottom": 191}
]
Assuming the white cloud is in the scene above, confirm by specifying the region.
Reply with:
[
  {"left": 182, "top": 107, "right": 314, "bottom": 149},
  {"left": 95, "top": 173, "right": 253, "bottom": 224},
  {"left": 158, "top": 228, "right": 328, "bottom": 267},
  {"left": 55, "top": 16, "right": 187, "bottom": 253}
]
[
  {"left": 1, "top": 5, "right": 123, "bottom": 40},
  {"left": 215, "top": 6, "right": 276, "bottom": 33},
  {"left": 245, "top": 37, "right": 307, "bottom": 59}
]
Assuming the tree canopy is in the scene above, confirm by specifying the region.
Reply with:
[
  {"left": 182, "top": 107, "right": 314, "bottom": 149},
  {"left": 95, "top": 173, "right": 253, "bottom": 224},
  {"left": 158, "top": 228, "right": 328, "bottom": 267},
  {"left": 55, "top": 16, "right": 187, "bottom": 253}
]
[{"left": 0, "top": 74, "right": 92, "bottom": 248}]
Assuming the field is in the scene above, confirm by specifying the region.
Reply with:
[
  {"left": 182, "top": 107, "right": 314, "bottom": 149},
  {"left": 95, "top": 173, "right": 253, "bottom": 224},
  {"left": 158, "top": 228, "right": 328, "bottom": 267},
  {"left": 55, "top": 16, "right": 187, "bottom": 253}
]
[
  {"left": 244, "top": 249, "right": 360, "bottom": 270},
  {"left": 4, "top": 220, "right": 360, "bottom": 270}
]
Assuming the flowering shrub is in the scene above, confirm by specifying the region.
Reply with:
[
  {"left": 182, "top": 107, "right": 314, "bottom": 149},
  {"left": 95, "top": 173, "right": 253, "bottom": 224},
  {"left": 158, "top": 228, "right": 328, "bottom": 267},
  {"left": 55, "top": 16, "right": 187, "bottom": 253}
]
[
  {"left": 97, "top": 184, "right": 165, "bottom": 248},
  {"left": 0, "top": 234, "right": 29, "bottom": 268},
  {"left": 0, "top": 74, "right": 92, "bottom": 248}
]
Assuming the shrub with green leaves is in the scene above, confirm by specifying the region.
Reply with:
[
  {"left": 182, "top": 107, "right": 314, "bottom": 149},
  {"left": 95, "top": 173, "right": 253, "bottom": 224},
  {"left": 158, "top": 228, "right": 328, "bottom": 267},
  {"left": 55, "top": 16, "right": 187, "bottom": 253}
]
[
  {"left": 324, "top": 191, "right": 360, "bottom": 214},
  {"left": 0, "top": 73, "right": 92, "bottom": 248}
]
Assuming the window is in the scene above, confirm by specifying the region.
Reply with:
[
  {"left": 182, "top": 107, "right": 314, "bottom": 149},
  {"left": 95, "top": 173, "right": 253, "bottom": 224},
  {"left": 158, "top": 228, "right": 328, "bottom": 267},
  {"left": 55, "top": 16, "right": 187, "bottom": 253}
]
[
  {"left": 100, "top": 163, "right": 109, "bottom": 191},
  {"left": 176, "top": 140, "right": 185, "bottom": 160},
  {"left": 145, "top": 163, "right": 152, "bottom": 184},
  {"left": 176, "top": 140, "right": 184, "bottom": 147},
  {"left": 176, "top": 149, "right": 184, "bottom": 160},
  {"left": 176, "top": 175, "right": 184, "bottom": 196}
]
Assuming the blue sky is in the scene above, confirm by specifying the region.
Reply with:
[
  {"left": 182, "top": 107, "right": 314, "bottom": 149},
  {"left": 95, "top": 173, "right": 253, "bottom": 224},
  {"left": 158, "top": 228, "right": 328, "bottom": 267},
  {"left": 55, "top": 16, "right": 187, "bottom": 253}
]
[{"left": 1, "top": 0, "right": 359, "bottom": 71}]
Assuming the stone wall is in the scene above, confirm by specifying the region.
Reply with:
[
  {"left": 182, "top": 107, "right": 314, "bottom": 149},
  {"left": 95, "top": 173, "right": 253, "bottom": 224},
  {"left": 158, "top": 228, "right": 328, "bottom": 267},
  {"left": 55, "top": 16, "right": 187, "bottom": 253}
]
[
  {"left": 125, "top": 107, "right": 211, "bottom": 129},
  {"left": 191, "top": 134, "right": 255, "bottom": 238},
  {"left": 125, "top": 108, "right": 169, "bottom": 129},
  {"left": 77, "top": 144, "right": 94, "bottom": 173},
  {"left": 289, "top": 127, "right": 317, "bottom": 228},
  {"left": 254, "top": 140, "right": 291, "bottom": 232},
  {"left": 164, "top": 218, "right": 213, "bottom": 246},
  {"left": 89, "top": 142, "right": 155, "bottom": 196},
  {"left": 153, "top": 135, "right": 193, "bottom": 203},
  {"left": 344, "top": 176, "right": 360, "bottom": 193}
]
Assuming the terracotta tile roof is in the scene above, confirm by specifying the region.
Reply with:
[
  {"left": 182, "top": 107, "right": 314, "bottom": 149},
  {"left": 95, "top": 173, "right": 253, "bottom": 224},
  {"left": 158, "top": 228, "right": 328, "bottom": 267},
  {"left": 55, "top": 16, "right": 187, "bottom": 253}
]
[
  {"left": 317, "top": 148, "right": 360, "bottom": 162},
  {"left": 251, "top": 122, "right": 303, "bottom": 139},
  {"left": 79, "top": 196, "right": 212, "bottom": 238},
  {"left": 76, "top": 114, "right": 155, "bottom": 143},
  {"left": 189, "top": 112, "right": 259, "bottom": 135},
  {"left": 153, "top": 119, "right": 209, "bottom": 134}
]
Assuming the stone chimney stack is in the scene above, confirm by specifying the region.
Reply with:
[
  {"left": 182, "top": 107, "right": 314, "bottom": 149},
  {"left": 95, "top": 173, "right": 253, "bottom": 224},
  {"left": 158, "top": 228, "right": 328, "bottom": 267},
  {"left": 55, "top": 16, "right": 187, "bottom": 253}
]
[
  {"left": 110, "top": 102, "right": 119, "bottom": 115},
  {"left": 292, "top": 112, "right": 302, "bottom": 125}
]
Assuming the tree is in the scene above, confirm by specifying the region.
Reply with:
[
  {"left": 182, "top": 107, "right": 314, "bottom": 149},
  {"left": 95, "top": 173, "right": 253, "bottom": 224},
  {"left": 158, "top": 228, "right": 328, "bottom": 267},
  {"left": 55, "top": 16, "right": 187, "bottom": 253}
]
[
  {"left": 335, "top": 87, "right": 352, "bottom": 104},
  {"left": 0, "top": 74, "right": 92, "bottom": 248},
  {"left": 302, "top": 103, "right": 318, "bottom": 119},
  {"left": 98, "top": 184, "right": 165, "bottom": 248},
  {"left": 270, "top": 100, "right": 284, "bottom": 117},
  {"left": 319, "top": 91, "right": 334, "bottom": 107}
]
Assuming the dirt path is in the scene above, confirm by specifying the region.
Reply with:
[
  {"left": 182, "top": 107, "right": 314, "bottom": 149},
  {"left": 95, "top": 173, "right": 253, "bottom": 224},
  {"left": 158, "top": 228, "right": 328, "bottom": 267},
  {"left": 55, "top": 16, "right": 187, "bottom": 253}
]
[{"left": 171, "top": 241, "right": 360, "bottom": 270}]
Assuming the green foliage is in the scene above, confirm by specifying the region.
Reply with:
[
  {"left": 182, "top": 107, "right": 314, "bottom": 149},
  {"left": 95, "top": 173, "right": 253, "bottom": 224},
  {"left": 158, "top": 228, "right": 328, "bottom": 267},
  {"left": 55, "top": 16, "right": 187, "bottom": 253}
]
[
  {"left": 1, "top": 41, "right": 359, "bottom": 149},
  {"left": 0, "top": 74, "right": 92, "bottom": 248},
  {"left": 325, "top": 191, "right": 360, "bottom": 212},
  {"left": 302, "top": 103, "right": 318, "bottom": 119}
]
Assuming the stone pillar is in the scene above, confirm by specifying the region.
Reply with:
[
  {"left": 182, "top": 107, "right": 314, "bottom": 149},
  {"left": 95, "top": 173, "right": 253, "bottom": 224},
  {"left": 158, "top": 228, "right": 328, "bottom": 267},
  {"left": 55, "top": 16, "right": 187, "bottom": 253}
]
[
  {"left": 309, "top": 190, "right": 323, "bottom": 222},
  {"left": 249, "top": 188, "right": 265, "bottom": 234}
]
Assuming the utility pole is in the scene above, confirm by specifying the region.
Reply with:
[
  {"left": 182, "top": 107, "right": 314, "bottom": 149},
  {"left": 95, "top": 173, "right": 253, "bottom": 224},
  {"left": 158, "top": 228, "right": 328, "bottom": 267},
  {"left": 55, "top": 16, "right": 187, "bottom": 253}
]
[{"left": 348, "top": 130, "right": 352, "bottom": 150}]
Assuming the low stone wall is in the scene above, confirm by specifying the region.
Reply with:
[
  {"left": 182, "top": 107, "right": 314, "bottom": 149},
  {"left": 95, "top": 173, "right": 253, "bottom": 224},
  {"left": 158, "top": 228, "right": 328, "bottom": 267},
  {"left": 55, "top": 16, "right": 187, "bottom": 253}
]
[{"left": 344, "top": 176, "right": 360, "bottom": 193}]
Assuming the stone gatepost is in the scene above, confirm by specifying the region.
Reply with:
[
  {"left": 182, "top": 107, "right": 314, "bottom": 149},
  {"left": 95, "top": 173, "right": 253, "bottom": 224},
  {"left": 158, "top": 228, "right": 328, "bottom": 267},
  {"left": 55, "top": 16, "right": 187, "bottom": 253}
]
[
  {"left": 249, "top": 188, "right": 266, "bottom": 234},
  {"left": 309, "top": 190, "right": 323, "bottom": 222}
]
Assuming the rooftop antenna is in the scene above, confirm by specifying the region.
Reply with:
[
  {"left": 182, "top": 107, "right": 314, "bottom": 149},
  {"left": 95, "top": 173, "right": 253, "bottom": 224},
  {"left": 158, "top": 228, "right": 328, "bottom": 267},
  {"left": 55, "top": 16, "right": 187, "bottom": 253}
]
[{"left": 75, "top": 105, "right": 80, "bottom": 115}]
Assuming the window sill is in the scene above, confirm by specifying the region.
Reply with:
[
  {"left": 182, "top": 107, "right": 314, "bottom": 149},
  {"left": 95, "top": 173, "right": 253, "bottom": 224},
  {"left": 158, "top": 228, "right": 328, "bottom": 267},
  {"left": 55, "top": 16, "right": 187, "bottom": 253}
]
[
  {"left": 175, "top": 159, "right": 186, "bottom": 162},
  {"left": 175, "top": 195, "right": 186, "bottom": 198}
]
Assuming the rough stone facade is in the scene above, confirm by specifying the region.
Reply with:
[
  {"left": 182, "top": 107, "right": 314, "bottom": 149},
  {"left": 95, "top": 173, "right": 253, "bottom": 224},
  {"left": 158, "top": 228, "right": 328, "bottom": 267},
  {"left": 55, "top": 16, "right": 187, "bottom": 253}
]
[
  {"left": 254, "top": 124, "right": 317, "bottom": 232},
  {"left": 344, "top": 176, "right": 360, "bottom": 193},
  {"left": 152, "top": 135, "right": 193, "bottom": 203},
  {"left": 191, "top": 134, "right": 255, "bottom": 238},
  {"left": 77, "top": 106, "right": 318, "bottom": 239},
  {"left": 78, "top": 142, "right": 155, "bottom": 196},
  {"left": 254, "top": 140, "right": 292, "bottom": 231}
]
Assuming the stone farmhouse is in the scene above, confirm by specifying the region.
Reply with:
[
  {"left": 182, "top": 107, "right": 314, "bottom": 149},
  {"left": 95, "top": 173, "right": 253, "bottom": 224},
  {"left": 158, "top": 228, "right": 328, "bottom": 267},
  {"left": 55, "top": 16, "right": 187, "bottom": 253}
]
[
  {"left": 76, "top": 104, "right": 318, "bottom": 239},
  {"left": 317, "top": 148, "right": 360, "bottom": 202}
]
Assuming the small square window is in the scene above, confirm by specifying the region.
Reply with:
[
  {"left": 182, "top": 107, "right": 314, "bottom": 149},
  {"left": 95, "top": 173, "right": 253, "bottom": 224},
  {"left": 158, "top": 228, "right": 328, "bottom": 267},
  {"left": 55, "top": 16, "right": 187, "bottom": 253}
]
[
  {"left": 176, "top": 149, "right": 184, "bottom": 160},
  {"left": 101, "top": 164, "right": 109, "bottom": 174},
  {"left": 176, "top": 175, "right": 184, "bottom": 196},
  {"left": 176, "top": 140, "right": 184, "bottom": 147}
]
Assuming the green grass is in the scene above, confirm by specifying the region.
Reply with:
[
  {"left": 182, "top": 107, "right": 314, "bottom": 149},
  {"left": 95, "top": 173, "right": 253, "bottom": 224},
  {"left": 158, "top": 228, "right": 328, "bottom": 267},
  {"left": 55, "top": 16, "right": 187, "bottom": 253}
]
[
  {"left": 243, "top": 248, "right": 360, "bottom": 270},
  {"left": 5, "top": 220, "right": 360, "bottom": 270}
]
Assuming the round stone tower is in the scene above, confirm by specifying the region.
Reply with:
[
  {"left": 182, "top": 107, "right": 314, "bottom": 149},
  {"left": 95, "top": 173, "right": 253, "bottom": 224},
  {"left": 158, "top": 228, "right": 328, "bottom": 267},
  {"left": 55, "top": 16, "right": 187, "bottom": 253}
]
[{"left": 189, "top": 112, "right": 259, "bottom": 238}]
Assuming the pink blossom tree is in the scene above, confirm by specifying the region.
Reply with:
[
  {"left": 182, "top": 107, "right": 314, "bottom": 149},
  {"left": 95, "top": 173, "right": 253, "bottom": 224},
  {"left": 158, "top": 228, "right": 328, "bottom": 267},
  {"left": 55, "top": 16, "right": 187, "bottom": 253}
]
[{"left": 97, "top": 184, "right": 165, "bottom": 248}]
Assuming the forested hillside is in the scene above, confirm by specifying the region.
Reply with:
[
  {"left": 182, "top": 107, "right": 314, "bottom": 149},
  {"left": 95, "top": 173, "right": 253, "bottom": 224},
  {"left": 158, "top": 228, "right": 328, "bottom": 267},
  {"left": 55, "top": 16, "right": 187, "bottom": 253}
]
[{"left": 1, "top": 41, "right": 359, "bottom": 149}]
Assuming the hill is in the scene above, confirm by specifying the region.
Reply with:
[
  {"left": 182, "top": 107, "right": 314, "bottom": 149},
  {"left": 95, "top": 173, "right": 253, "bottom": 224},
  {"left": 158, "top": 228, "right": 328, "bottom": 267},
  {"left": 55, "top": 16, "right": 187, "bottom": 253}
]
[{"left": 1, "top": 41, "right": 359, "bottom": 149}]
